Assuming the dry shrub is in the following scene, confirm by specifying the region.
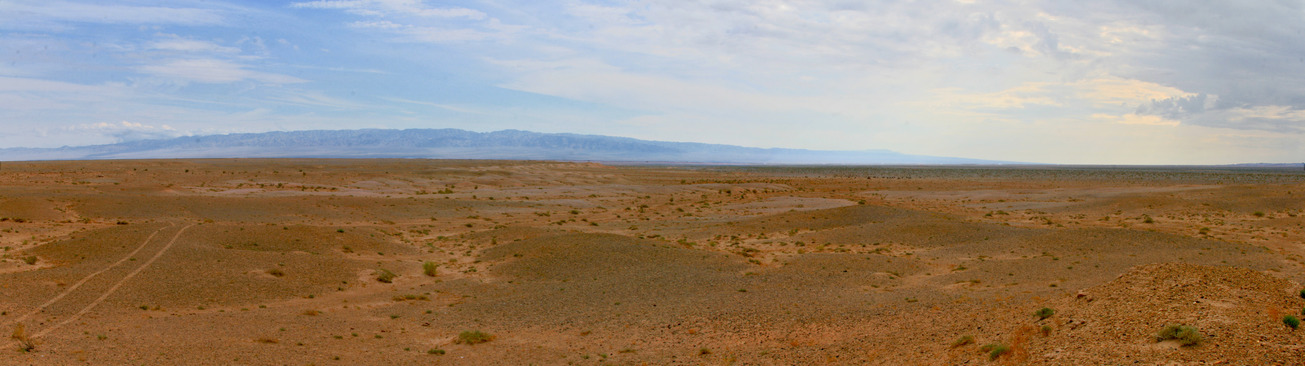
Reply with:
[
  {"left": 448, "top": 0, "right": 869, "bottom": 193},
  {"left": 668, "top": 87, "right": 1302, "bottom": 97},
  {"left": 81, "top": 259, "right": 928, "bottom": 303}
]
[
  {"left": 1155, "top": 324, "right": 1202, "bottom": 346},
  {"left": 12, "top": 324, "right": 34, "bottom": 352},
  {"left": 455, "top": 330, "right": 494, "bottom": 345},
  {"left": 950, "top": 335, "right": 975, "bottom": 348},
  {"left": 375, "top": 269, "right": 397, "bottom": 283},
  {"left": 1006, "top": 325, "right": 1037, "bottom": 362}
]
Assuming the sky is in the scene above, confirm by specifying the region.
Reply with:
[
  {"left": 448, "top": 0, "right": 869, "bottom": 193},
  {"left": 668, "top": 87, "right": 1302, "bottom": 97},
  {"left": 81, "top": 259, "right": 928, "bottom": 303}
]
[{"left": 1, "top": 0, "right": 1303, "bottom": 164}]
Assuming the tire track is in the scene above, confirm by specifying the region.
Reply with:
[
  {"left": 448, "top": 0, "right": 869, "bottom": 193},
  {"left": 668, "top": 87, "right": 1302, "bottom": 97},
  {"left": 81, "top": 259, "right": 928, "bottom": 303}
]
[
  {"left": 30, "top": 224, "right": 193, "bottom": 339},
  {"left": 3, "top": 222, "right": 175, "bottom": 328}
]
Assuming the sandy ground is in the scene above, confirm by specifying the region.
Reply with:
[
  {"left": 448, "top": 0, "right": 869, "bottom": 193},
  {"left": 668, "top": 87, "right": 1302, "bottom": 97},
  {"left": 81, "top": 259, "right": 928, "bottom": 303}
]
[{"left": 0, "top": 159, "right": 1303, "bottom": 365}]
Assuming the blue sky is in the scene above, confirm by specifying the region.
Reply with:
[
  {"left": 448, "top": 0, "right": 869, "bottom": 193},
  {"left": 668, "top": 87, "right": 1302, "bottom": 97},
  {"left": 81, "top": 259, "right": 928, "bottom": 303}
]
[{"left": 1, "top": 0, "right": 1303, "bottom": 164}]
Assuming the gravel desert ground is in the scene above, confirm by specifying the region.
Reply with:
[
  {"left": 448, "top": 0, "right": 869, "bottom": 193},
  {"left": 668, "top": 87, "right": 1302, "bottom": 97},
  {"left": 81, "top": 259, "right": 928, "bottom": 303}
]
[{"left": 1, "top": 159, "right": 1304, "bottom": 365}]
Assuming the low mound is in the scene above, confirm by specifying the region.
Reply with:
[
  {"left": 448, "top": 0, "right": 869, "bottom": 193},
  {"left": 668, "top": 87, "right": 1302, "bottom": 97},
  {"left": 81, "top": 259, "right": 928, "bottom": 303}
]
[
  {"left": 0, "top": 197, "right": 71, "bottom": 222},
  {"left": 1020, "top": 263, "right": 1305, "bottom": 364},
  {"left": 480, "top": 232, "right": 745, "bottom": 282}
]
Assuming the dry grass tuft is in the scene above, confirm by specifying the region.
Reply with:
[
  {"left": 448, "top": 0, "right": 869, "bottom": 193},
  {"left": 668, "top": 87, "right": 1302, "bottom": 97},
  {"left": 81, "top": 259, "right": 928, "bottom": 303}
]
[
  {"left": 375, "top": 269, "right": 397, "bottom": 283},
  {"left": 455, "top": 330, "right": 494, "bottom": 345},
  {"left": 979, "top": 343, "right": 1009, "bottom": 360},
  {"left": 11, "top": 323, "right": 34, "bottom": 352},
  {"left": 1155, "top": 324, "right": 1202, "bottom": 346}
]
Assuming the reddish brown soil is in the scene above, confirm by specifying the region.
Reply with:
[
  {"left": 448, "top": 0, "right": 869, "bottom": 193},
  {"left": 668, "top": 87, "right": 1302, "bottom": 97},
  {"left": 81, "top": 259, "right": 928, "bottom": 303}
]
[{"left": 0, "top": 160, "right": 1302, "bottom": 365}]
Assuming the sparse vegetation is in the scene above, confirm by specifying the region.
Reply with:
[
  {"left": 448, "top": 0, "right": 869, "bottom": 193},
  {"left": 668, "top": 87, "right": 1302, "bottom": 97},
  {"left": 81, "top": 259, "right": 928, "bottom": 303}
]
[
  {"left": 12, "top": 323, "right": 34, "bottom": 352},
  {"left": 980, "top": 343, "right": 1009, "bottom": 360},
  {"left": 375, "top": 269, "right": 397, "bottom": 283},
  {"left": 392, "top": 294, "right": 428, "bottom": 301},
  {"left": 1034, "top": 307, "right": 1055, "bottom": 320},
  {"left": 1155, "top": 324, "right": 1202, "bottom": 346},
  {"left": 1284, "top": 315, "right": 1300, "bottom": 330},
  {"left": 9, "top": 159, "right": 1305, "bottom": 364},
  {"left": 422, "top": 261, "right": 438, "bottom": 277},
  {"left": 456, "top": 330, "right": 494, "bottom": 345},
  {"left": 21, "top": 256, "right": 37, "bottom": 265}
]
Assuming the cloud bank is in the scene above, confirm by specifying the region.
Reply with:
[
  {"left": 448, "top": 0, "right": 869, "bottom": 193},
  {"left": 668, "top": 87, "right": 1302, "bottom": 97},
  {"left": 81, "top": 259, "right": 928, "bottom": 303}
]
[{"left": 0, "top": 0, "right": 1301, "bottom": 164}]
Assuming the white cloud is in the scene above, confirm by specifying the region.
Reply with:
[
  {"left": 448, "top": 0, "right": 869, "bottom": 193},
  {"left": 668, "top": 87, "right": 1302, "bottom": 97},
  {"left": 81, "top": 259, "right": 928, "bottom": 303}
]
[
  {"left": 349, "top": 20, "right": 405, "bottom": 30},
  {"left": 67, "top": 120, "right": 175, "bottom": 133},
  {"left": 0, "top": 0, "right": 224, "bottom": 27},
  {"left": 55, "top": 121, "right": 183, "bottom": 144},
  {"left": 294, "top": 0, "right": 518, "bottom": 44},
  {"left": 0, "top": 76, "right": 117, "bottom": 93},
  {"left": 5, "top": 0, "right": 1304, "bottom": 164},
  {"left": 1094, "top": 113, "right": 1181, "bottom": 127},
  {"left": 138, "top": 59, "right": 306, "bottom": 84},
  {"left": 290, "top": 0, "right": 485, "bottom": 19},
  {"left": 149, "top": 38, "right": 242, "bottom": 54},
  {"left": 386, "top": 97, "right": 487, "bottom": 114}
]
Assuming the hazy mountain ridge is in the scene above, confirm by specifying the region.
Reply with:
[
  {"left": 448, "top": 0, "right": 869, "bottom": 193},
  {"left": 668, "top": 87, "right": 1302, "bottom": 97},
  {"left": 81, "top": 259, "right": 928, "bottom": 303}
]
[{"left": 0, "top": 129, "right": 1013, "bottom": 164}]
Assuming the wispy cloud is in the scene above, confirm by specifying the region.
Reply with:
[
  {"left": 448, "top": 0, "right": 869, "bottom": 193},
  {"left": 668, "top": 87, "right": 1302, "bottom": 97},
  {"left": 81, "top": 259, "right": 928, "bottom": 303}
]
[
  {"left": 63, "top": 121, "right": 182, "bottom": 143},
  {"left": 386, "top": 97, "right": 486, "bottom": 114},
  {"left": 0, "top": 0, "right": 224, "bottom": 28},
  {"left": 149, "top": 37, "right": 242, "bottom": 54},
  {"left": 293, "top": 0, "right": 521, "bottom": 43},
  {"left": 137, "top": 59, "right": 306, "bottom": 84},
  {"left": 3, "top": 1, "right": 1303, "bottom": 164},
  {"left": 290, "top": 0, "right": 486, "bottom": 19}
]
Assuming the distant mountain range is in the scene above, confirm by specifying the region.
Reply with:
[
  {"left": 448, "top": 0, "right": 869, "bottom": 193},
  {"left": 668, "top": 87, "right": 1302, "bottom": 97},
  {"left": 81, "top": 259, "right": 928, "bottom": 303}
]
[{"left": 0, "top": 128, "right": 1018, "bottom": 165}]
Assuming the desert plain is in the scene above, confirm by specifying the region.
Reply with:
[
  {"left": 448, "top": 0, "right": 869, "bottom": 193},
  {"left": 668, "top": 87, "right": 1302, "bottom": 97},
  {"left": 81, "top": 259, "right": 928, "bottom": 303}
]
[{"left": 1, "top": 159, "right": 1304, "bottom": 365}]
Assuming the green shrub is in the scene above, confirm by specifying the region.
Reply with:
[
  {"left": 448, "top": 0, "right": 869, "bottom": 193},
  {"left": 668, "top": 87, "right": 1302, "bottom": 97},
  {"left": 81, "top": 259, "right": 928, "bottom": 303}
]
[
  {"left": 1034, "top": 307, "right": 1055, "bottom": 320},
  {"left": 375, "top": 269, "right": 397, "bottom": 283},
  {"left": 1298, "top": 288, "right": 1305, "bottom": 299},
  {"left": 1155, "top": 324, "right": 1202, "bottom": 346},
  {"left": 422, "top": 261, "right": 438, "bottom": 277},
  {"left": 950, "top": 335, "right": 974, "bottom": 348},
  {"left": 456, "top": 330, "right": 494, "bottom": 345},
  {"left": 21, "top": 256, "right": 37, "bottom": 265},
  {"left": 427, "top": 348, "right": 445, "bottom": 355},
  {"left": 1285, "top": 315, "right": 1300, "bottom": 330},
  {"left": 980, "top": 343, "right": 1009, "bottom": 360}
]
